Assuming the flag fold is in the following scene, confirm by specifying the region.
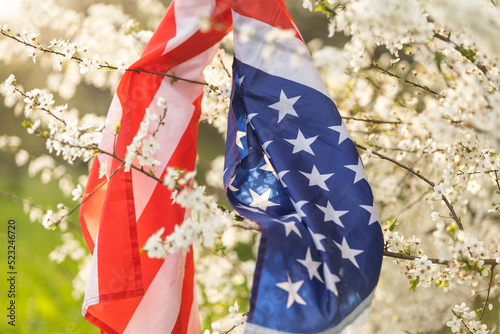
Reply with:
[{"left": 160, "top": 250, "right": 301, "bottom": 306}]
[{"left": 80, "top": 0, "right": 383, "bottom": 333}]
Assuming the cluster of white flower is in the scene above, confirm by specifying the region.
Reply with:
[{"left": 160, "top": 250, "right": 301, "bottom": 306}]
[
  {"left": 447, "top": 303, "right": 491, "bottom": 334},
  {"left": 203, "top": 301, "right": 247, "bottom": 334},
  {"left": 384, "top": 216, "right": 499, "bottom": 297},
  {"left": 49, "top": 232, "right": 86, "bottom": 264},
  {"left": 163, "top": 167, "right": 197, "bottom": 190},
  {"left": 41, "top": 204, "right": 68, "bottom": 230},
  {"left": 144, "top": 185, "right": 234, "bottom": 258},
  {"left": 202, "top": 48, "right": 232, "bottom": 134},
  {"left": 124, "top": 108, "right": 163, "bottom": 172}
]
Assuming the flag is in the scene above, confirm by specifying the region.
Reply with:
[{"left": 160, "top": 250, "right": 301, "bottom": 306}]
[
  {"left": 79, "top": 0, "right": 232, "bottom": 333},
  {"left": 223, "top": 0, "right": 384, "bottom": 333}
]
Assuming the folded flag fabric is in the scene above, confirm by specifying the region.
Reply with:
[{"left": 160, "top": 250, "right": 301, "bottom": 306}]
[
  {"left": 223, "top": 0, "right": 384, "bottom": 333},
  {"left": 79, "top": 0, "right": 231, "bottom": 333}
]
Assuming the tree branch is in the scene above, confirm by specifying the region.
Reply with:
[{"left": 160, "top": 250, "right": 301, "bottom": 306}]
[
  {"left": 370, "top": 62, "right": 441, "bottom": 97},
  {"left": 0, "top": 31, "right": 207, "bottom": 86},
  {"left": 356, "top": 144, "right": 464, "bottom": 230},
  {"left": 383, "top": 250, "right": 498, "bottom": 266},
  {"left": 479, "top": 265, "right": 496, "bottom": 321},
  {"left": 433, "top": 32, "right": 488, "bottom": 75},
  {"left": 342, "top": 116, "right": 402, "bottom": 125}
]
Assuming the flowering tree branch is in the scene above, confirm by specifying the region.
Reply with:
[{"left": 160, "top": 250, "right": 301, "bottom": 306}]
[
  {"left": 479, "top": 265, "right": 496, "bottom": 321},
  {"left": 0, "top": 29, "right": 209, "bottom": 87},
  {"left": 370, "top": 62, "right": 441, "bottom": 97},
  {"left": 356, "top": 143, "right": 464, "bottom": 230}
]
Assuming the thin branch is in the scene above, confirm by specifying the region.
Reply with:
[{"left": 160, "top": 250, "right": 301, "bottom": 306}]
[
  {"left": 494, "top": 171, "right": 500, "bottom": 193},
  {"left": 356, "top": 144, "right": 464, "bottom": 230},
  {"left": 370, "top": 63, "right": 441, "bottom": 97},
  {"left": 231, "top": 223, "right": 260, "bottom": 232},
  {"left": 433, "top": 32, "right": 488, "bottom": 75},
  {"left": 480, "top": 264, "right": 496, "bottom": 321},
  {"left": 342, "top": 116, "right": 402, "bottom": 125},
  {"left": 0, "top": 188, "right": 32, "bottom": 207},
  {"left": 14, "top": 87, "right": 67, "bottom": 125},
  {"left": 383, "top": 250, "right": 498, "bottom": 266},
  {"left": 383, "top": 191, "right": 428, "bottom": 222},
  {"left": 0, "top": 31, "right": 207, "bottom": 86},
  {"left": 53, "top": 162, "right": 124, "bottom": 227}
]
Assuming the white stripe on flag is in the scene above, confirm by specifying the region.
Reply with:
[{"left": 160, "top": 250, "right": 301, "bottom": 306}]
[
  {"left": 162, "top": 0, "right": 218, "bottom": 55},
  {"left": 232, "top": 11, "right": 331, "bottom": 99},
  {"left": 123, "top": 251, "right": 187, "bottom": 334},
  {"left": 82, "top": 236, "right": 100, "bottom": 314},
  {"left": 132, "top": 45, "right": 222, "bottom": 221},
  {"left": 98, "top": 94, "right": 123, "bottom": 179}
]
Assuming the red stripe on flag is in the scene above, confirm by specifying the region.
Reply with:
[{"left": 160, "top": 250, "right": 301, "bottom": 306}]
[
  {"left": 80, "top": 0, "right": 233, "bottom": 332},
  {"left": 231, "top": 0, "right": 302, "bottom": 41}
]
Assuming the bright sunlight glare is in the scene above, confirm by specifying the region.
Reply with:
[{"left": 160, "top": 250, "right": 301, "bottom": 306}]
[{"left": 0, "top": 0, "right": 21, "bottom": 20}]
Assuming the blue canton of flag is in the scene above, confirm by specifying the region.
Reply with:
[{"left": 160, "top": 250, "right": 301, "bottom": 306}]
[{"left": 223, "top": 4, "right": 384, "bottom": 333}]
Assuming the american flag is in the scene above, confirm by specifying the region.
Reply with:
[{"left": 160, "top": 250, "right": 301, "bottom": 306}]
[
  {"left": 79, "top": 0, "right": 232, "bottom": 332},
  {"left": 224, "top": 1, "right": 384, "bottom": 333}
]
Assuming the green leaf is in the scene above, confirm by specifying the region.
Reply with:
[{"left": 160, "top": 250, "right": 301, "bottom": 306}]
[
  {"left": 434, "top": 51, "right": 446, "bottom": 63},
  {"left": 410, "top": 278, "right": 419, "bottom": 291},
  {"left": 214, "top": 242, "right": 226, "bottom": 255},
  {"left": 459, "top": 47, "right": 476, "bottom": 62},
  {"left": 388, "top": 218, "right": 398, "bottom": 231}
]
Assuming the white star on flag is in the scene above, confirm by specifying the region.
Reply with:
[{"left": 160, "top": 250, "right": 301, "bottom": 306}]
[
  {"left": 276, "top": 273, "right": 307, "bottom": 308},
  {"left": 249, "top": 188, "right": 279, "bottom": 211},
  {"left": 297, "top": 248, "right": 324, "bottom": 282},
  {"left": 278, "top": 170, "right": 289, "bottom": 188},
  {"left": 247, "top": 113, "right": 257, "bottom": 129},
  {"left": 345, "top": 157, "right": 368, "bottom": 184},
  {"left": 236, "top": 131, "right": 246, "bottom": 149},
  {"left": 260, "top": 154, "right": 278, "bottom": 179},
  {"left": 299, "top": 165, "right": 334, "bottom": 191},
  {"left": 238, "top": 75, "right": 245, "bottom": 86},
  {"left": 360, "top": 200, "right": 379, "bottom": 225},
  {"left": 291, "top": 199, "right": 308, "bottom": 218},
  {"left": 262, "top": 140, "right": 273, "bottom": 154},
  {"left": 323, "top": 263, "right": 341, "bottom": 296},
  {"left": 268, "top": 90, "right": 301, "bottom": 123},
  {"left": 308, "top": 227, "right": 326, "bottom": 252},
  {"left": 315, "top": 201, "right": 348, "bottom": 227},
  {"left": 329, "top": 123, "right": 351, "bottom": 145},
  {"left": 229, "top": 175, "right": 239, "bottom": 191},
  {"left": 277, "top": 219, "right": 302, "bottom": 238},
  {"left": 334, "top": 237, "right": 364, "bottom": 269},
  {"left": 285, "top": 129, "right": 318, "bottom": 155}
]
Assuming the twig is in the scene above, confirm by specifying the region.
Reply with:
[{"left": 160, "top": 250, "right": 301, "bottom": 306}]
[
  {"left": 383, "top": 191, "right": 428, "bottom": 222},
  {"left": 14, "top": 87, "right": 67, "bottom": 125},
  {"left": 480, "top": 264, "right": 496, "bottom": 321},
  {"left": 494, "top": 171, "right": 500, "bottom": 193},
  {"left": 433, "top": 32, "right": 488, "bottom": 75},
  {"left": 0, "top": 31, "right": 207, "bottom": 86},
  {"left": 383, "top": 250, "right": 498, "bottom": 266},
  {"left": 370, "top": 63, "right": 441, "bottom": 97},
  {"left": 356, "top": 144, "right": 464, "bottom": 230},
  {"left": 342, "top": 116, "right": 402, "bottom": 125}
]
